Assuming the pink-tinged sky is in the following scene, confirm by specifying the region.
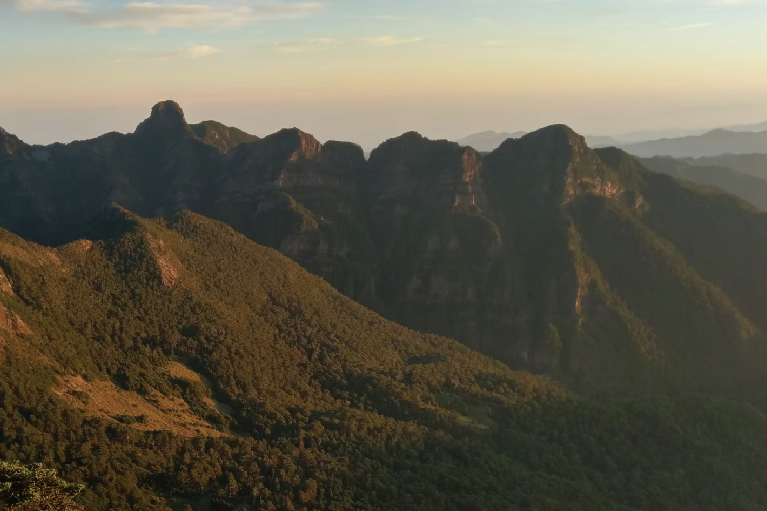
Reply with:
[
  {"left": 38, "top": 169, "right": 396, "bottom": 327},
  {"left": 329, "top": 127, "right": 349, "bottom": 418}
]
[{"left": 1, "top": 0, "right": 766, "bottom": 149}]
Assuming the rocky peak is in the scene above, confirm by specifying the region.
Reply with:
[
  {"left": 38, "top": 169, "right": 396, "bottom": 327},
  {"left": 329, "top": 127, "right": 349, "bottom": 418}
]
[
  {"left": 318, "top": 141, "right": 366, "bottom": 177},
  {"left": 364, "top": 132, "right": 486, "bottom": 213},
  {"left": 0, "top": 127, "right": 25, "bottom": 158},
  {"left": 135, "top": 100, "right": 190, "bottom": 137},
  {"left": 486, "top": 124, "right": 621, "bottom": 204},
  {"left": 263, "top": 128, "right": 321, "bottom": 162}
]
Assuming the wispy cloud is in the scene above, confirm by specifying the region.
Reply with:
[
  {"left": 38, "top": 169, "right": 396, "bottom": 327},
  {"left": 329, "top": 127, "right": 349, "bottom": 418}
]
[
  {"left": 666, "top": 21, "right": 715, "bottom": 31},
  {"left": 176, "top": 43, "right": 219, "bottom": 58},
  {"left": 269, "top": 35, "right": 423, "bottom": 53},
  {"left": 115, "top": 43, "right": 220, "bottom": 61},
  {"left": 271, "top": 37, "right": 337, "bottom": 53},
  {"left": 364, "top": 35, "right": 423, "bottom": 47},
  {"left": 1, "top": 0, "right": 322, "bottom": 31},
  {"left": 4, "top": 0, "right": 85, "bottom": 12}
]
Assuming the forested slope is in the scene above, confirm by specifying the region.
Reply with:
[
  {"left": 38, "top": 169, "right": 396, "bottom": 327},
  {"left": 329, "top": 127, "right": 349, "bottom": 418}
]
[{"left": 2, "top": 209, "right": 767, "bottom": 510}]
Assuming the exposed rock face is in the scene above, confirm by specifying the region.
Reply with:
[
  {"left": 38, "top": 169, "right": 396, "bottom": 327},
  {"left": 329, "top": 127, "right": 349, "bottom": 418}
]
[
  {"left": 0, "top": 303, "right": 32, "bottom": 336},
  {"left": 363, "top": 133, "right": 508, "bottom": 355},
  {"left": 135, "top": 100, "right": 190, "bottom": 137},
  {"left": 2, "top": 102, "right": 766, "bottom": 389},
  {"left": 0, "top": 127, "right": 26, "bottom": 158},
  {"left": 0, "top": 268, "right": 12, "bottom": 296},
  {"left": 147, "top": 236, "right": 181, "bottom": 288}
]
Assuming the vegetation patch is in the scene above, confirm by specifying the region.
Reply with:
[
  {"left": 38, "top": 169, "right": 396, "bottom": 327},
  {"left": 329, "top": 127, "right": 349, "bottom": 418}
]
[{"left": 53, "top": 375, "right": 224, "bottom": 438}]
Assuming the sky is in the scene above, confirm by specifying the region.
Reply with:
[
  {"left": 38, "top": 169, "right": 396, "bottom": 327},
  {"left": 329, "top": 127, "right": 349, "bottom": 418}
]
[{"left": 1, "top": 0, "right": 766, "bottom": 149}]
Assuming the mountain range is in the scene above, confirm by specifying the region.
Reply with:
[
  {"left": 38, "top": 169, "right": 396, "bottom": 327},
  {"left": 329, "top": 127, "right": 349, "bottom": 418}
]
[
  {"left": 3, "top": 101, "right": 767, "bottom": 392},
  {"left": 458, "top": 121, "right": 767, "bottom": 159},
  {"left": 640, "top": 156, "right": 767, "bottom": 211},
  {"left": 5, "top": 101, "right": 767, "bottom": 509},
  {"left": 683, "top": 153, "right": 767, "bottom": 181},
  {"left": 621, "top": 129, "right": 767, "bottom": 158},
  {"left": 456, "top": 131, "right": 620, "bottom": 152}
]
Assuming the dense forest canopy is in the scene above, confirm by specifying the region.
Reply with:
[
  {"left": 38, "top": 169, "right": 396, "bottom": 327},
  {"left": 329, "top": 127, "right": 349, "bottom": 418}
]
[{"left": 1, "top": 209, "right": 767, "bottom": 510}]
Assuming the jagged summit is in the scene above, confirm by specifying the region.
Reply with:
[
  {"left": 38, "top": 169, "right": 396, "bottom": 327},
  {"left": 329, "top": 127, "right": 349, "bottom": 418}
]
[
  {"left": 135, "top": 100, "right": 189, "bottom": 136},
  {"left": 3, "top": 110, "right": 767, "bottom": 393},
  {"left": 494, "top": 124, "right": 583, "bottom": 152},
  {"left": 367, "top": 131, "right": 471, "bottom": 166},
  {"left": 150, "top": 100, "right": 186, "bottom": 123},
  {"left": 257, "top": 127, "right": 322, "bottom": 161},
  {"left": 0, "top": 126, "right": 26, "bottom": 157}
]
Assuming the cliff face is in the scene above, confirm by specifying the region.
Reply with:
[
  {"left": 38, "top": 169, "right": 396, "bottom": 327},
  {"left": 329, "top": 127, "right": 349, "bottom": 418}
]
[
  {"left": 363, "top": 134, "right": 508, "bottom": 355},
  {"left": 1, "top": 102, "right": 766, "bottom": 390}
]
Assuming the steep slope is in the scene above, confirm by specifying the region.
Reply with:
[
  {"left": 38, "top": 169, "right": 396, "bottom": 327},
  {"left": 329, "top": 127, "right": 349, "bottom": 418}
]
[
  {"left": 4, "top": 209, "right": 767, "bottom": 510},
  {"left": 621, "top": 129, "right": 767, "bottom": 158},
  {"left": 640, "top": 156, "right": 767, "bottom": 210},
  {"left": 482, "top": 129, "right": 767, "bottom": 389},
  {"left": 209, "top": 128, "right": 374, "bottom": 303},
  {"left": 4, "top": 102, "right": 767, "bottom": 392},
  {"left": 363, "top": 133, "right": 511, "bottom": 357}
]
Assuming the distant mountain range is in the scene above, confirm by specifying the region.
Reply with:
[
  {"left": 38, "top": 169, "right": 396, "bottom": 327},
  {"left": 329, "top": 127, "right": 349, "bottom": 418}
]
[
  {"left": 458, "top": 120, "right": 767, "bottom": 158},
  {"left": 621, "top": 129, "right": 767, "bottom": 158},
  {"left": 724, "top": 119, "right": 767, "bottom": 133},
  {"left": 6, "top": 101, "right": 767, "bottom": 509},
  {"left": 641, "top": 156, "right": 767, "bottom": 211},
  {"left": 683, "top": 153, "right": 767, "bottom": 181}
]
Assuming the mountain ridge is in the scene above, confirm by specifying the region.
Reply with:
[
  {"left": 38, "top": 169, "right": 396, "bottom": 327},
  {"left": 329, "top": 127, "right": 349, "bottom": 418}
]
[
  {"left": 3, "top": 102, "right": 767, "bottom": 393},
  {"left": 621, "top": 129, "right": 767, "bottom": 158}
]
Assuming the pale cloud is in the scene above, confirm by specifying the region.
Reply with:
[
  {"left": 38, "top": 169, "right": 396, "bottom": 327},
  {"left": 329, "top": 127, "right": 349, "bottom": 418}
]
[
  {"left": 6, "top": 0, "right": 85, "bottom": 12},
  {"left": 179, "top": 44, "right": 220, "bottom": 58},
  {"left": 666, "top": 21, "right": 715, "bottom": 31},
  {"left": 270, "top": 35, "right": 423, "bottom": 53},
  {"left": 115, "top": 43, "right": 220, "bottom": 61},
  {"left": 271, "top": 37, "right": 337, "bottom": 53},
  {"left": 364, "top": 35, "right": 423, "bottom": 47},
  {"left": 1, "top": 0, "right": 322, "bottom": 31}
]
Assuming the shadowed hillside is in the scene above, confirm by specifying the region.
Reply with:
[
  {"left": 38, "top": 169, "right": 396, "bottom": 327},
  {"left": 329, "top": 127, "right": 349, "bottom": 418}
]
[
  {"left": 3, "top": 209, "right": 767, "bottom": 510},
  {"left": 3, "top": 102, "right": 767, "bottom": 392}
]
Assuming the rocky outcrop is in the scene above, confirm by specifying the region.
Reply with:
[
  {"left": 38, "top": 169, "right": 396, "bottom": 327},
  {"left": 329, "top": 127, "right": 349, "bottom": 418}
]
[
  {"left": 135, "top": 100, "right": 191, "bottom": 138},
  {"left": 147, "top": 236, "right": 182, "bottom": 288},
  {"left": 0, "top": 268, "right": 13, "bottom": 295},
  {"left": 2, "top": 103, "right": 766, "bottom": 389},
  {"left": 0, "top": 127, "right": 26, "bottom": 158}
]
